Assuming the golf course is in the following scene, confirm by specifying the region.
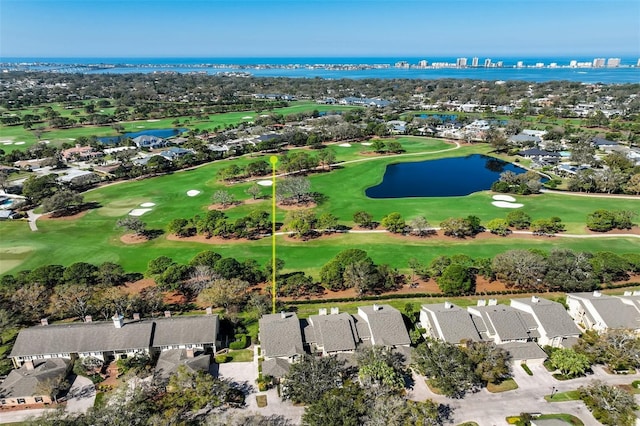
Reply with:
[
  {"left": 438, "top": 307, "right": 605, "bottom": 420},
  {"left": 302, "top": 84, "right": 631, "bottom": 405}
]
[{"left": 1, "top": 137, "right": 638, "bottom": 277}]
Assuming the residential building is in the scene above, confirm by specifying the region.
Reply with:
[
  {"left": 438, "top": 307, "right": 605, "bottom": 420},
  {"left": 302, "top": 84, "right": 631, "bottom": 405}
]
[
  {"left": 471, "top": 57, "right": 479, "bottom": 67},
  {"left": 132, "top": 135, "right": 166, "bottom": 149},
  {"left": 0, "top": 359, "right": 72, "bottom": 408},
  {"left": 305, "top": 309, "right": 358, "bottom": 356},
  {"left": 456, "top": 57, "right": 467, "bottom": 68},
  {"left": 467, "top": 304, "right": 540, "bottom": 344},
  {"left": 419, "top": 302, "right": 483, "bottom": 344},
  {"left": 607, "top": 58, "right": 621, "bottom": 67},
  {"left": 357, "top": 304, "right": 411, "bottom": 348},
  {"left": 566, "top": 291, "right": 640, "bottom": 332},
  {"left": 61, "top": 145, "right": 103, "bottom": 163},
  {"left": 259, "top": 312, "right": 305, "bottom": 378},
  {"left": 10, "top": 313, "right": 219, "bottom": 368},
  {"left": 510, "top": 297, "right": 581, "bottom": 347}
]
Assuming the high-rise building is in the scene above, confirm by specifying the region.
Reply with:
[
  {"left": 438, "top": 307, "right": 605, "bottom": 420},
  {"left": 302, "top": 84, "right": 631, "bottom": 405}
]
[
  {"left": 592, "top": 58, "right": 605, "bottom": 68},
  {"left": 456, "top": 57, "right": 467, "bottom": 67},
  {"left": 484, "top": 58, "right": 492, "bottom": 67},
  {"left": 496, "top": 61, "right": 503, "bottom": 68},
  {"left": 569, "top": 60, "right": 577, "bottom": 68},
  {"left": 637, "top": 58, "right": 640, "bottom": 67},
  {"left": 417, "top": 59, "right": 428, "bottom": 68},
  {"left": 516, "top": 61, "right": 524, "bottom": 68},
  {"left": 394, "top": 61, "right": 409, "bottom": 69},
  {"left": 607, "top": 58, "right": 621, "bottom": 67},
  {"left": 471, "top": 57, "right": 479, "bottom": 67}
]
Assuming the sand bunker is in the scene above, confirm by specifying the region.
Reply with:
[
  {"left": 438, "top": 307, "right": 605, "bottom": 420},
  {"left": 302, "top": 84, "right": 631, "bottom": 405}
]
[
  {"left": 257, "top": 180, "right": 273, "bottom": 187},
  {"left": 361, "top": 142, "right": 373, "bottom": 146},
  {"left": 146, "top": 119, "right": 160, "bottom": 122},
  {"left": 492, "top": 201, "right": 524, "bottom": 208},
  {"left": 42, "top": 140, "right": 50, "bottom": 144},
  {"left": 187, "top": 190, "right": 201, "bottom": 197},
  {"left": 140, "top": 202, "right": 156, "bottom": 208},
  {"left": 338, "top": 143, "right": 352, "bottom": 147},
  {"left": 2, "top": 142, "right": 13, "bottom": 145},
  {"left": 135, "top": 126, "right": 145, "bottom": 128},
  {"left": 129, "top": 208, "right": 152, "bottom": 216},
  {"left": 14, "top": 142, "right": 25, "bottom": 145},
  {"left": 242, "top": 116, "right": 253, "bottom": 119},
  {"left": 67, "top": 138, "right": 76, "bottom": 141},
  {"left": 492, "top": 194, "right": 517, "bottom": 202}
]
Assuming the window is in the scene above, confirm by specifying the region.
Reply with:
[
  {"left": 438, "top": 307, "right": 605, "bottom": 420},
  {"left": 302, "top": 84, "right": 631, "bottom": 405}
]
[
  {"left": 17, "top": 398, "right": 26, "bottom": 404},
  {"left": 34, "top": 397, "right": 43, "bottom": 403}
]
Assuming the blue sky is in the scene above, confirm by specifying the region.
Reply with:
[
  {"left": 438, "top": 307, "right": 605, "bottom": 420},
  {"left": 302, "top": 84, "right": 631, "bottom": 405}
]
[{"left": 1, "top": 0, "right": 639, "bottom": 58}]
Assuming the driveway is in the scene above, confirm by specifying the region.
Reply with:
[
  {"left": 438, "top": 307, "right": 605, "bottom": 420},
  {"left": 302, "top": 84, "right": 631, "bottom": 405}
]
[
  {"left": 65, "top": 374, "right": 96, "bottom": 414},
  {"left": 0, "top": 408, "right": 53, "bottom": 424}
]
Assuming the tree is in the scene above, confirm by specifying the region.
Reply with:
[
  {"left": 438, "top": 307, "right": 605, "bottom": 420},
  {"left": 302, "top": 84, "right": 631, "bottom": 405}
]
[
  {"left": 63, "top": 262, "right": 99, "bottom": 286},
  {"left": 625, "top": 173, "right": 640, "bottom": 195},
  {"left": 212, "top": 189, "right": 235, "bottom": 208},
  {"left": 317, "top": 148, "right": 337, "bottom": 170},
  {"left": 11, "top": 283, "right": 50, "bottom": 322},
  {"left": 439, "top": 217, "right": 475, "bottom": 238},
  {"left": 385, "top": 140, "right": 403, "bottom": 153},
  {"left": 197, "top": 278, "right": 249, "bottom": 310},
  {"left": 356, "top": 346, "right": 406, "bottom": 390},
  {"left": 49, "top": 284, "right": 95, "bottom": 321},
  {"left": 284, "top": 209, "right": 316, "bottom": 238},
  {"left": 485, "top": 218, "right": 510, "bottom": 236},
  {"left": 22, "top": 174, "right": 59, "bottom": 204},
  {"left": 371, "top": 139, "right": 386, "bottom": 153},
  {"left": 586, "top": 209, "right": 616, "bottom": 232},
  {"left": 28, "top": 265, "right": 65, "bottom": 288},
  {"left": 317, "top": 212, "right": 339, "bottom": 233},
  {"left": 277, "top": 176, "right": 312, "bottom": 204},
  {"left": 245, "top": 182, "right": 263, "bottom": 200},
  {"left": 530, "top": 217, "right": 564, "bottom": 235},
  {"left": 320, "top": 249, "right": 371, "bottom": 290},
  {"left": 590, "top": 251, "right": 630, "bottom": 283},
  {"left": 436, "top": 263, "right": 474, "bottom": 295},
  {"left": 302, "top": 382, "right": 366, "bottom": 426},
  {"left": 545, "top": 249, "right": 596, "bottom": 292},
  {"left": 579, "top": 381, "right": 636, "bottom": 426},
  {"left": 353, "top": 210, "right": 375, "bottom": 229},
  {"left": 408, "top": 216, "right": 432, "bottom": 236},
  {"left": 343, "top": 259, "right": 378, "bottom": 296},
  {"left": 492, "top": 250, "right": 547, "bottom": 290},
  {"left": 189, "top": 250, "right": 222, "bottom": 268},
  {"left": 505, "top": 210, "right": 531, "bottom": 229},
  {"left": 96, "top": 262, "right": 127, "bottom": 286},
  {"left": 147, "top": 256, "right": 176, "bottom": 276},
  {"left": 381, "top": 212, "right": 406, "bottom": 233},
  {"left": 412, "top": 339, "right": 480, "bottom": 398},
  {"left": 116, "top": 216, "right": 146, "bottom": 236},
  {"left": 40, "top": 189, "right": 84, "bottom": 216},
  {"left": 465, "top": 342, "right": 512, "bottom": 385},
  {"left": 550, "top": 348, "right": 591, "bottom": 378},
  {"left": 282, "top": 354, "right": 345, "bottom": 404}
]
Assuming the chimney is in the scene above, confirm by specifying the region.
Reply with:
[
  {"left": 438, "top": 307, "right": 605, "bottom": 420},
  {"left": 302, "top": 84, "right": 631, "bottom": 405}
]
[
  {"left": 24, "top": 360, "right": 34, "bottom": 371},
  {"left": 280, "top": 311, "right": 287, "bottom": 319},
  {"left": 373, "top": 304, "right": 382, "bottom": 311},
  {"left": 633, "top": 291, "right": 640, "bottom": 297},
  {"left": 319, "top": 308, "right": 327, "bottom": 316},
  {"left": 206, "top": 307, "right": 213, "bottom": 315},
  {"left": 330, "top": 307, "right": 339, "bottom": 315},
  {"left": 164, "top": 311, "right": 171, "bottom": 318},
  {"left": 40, "top": 318, "right": 49, "bottom": 326},
  {"left": 85, "top": 315, "right": 92, "bottom": 323},
  {"left": 531, "top": 296, "right": 540, "bottom": 304},
  {"left": 488, "top": 299, "right": 498, "bottom": 306},
  {"left": 593, "top": 291, "right": 602, "bottom": 298},
  {"left": 444, "top": 301, "right": 453, "bottom": 309},
  {"left": 477, "top": 299, "right": 487, "bottom": 306},
  {"left": 133, "top": 313, "right": 140, "bottom": 321},
  {"left": 186, "top": 348, "right": 195, "bottom": 358},
  {"left": 112, "top": 313, "right": 124, "bottom": 329}
]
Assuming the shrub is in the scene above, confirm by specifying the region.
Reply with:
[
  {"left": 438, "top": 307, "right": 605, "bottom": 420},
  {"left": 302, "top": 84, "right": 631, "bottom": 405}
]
[
  {"left": 520, "top": 363, "right": 533, "bottom": 376},
  {"left": 215, "top": 355, "right": 231, "bottom": 363},
  {"left": 229, "top": 334, "right": 249, "bottom": 350}
]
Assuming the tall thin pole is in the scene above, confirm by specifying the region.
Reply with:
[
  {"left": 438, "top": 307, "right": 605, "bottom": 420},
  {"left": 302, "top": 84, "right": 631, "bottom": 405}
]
[{"left": 269, "top": 156, "right": 278, "bottom": 314}]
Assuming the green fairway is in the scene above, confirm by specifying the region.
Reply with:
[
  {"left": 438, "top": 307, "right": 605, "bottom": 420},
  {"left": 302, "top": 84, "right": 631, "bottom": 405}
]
[{"left": 1, "top": 140, "right": 639, "bottom": 276}]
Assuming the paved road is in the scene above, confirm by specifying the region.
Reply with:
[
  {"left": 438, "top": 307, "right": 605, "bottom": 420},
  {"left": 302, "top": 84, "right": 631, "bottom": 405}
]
[
  {"left": 65, "top": 374, "right": 96, "bottom": 414},
  {"left": 0, "top": 408, "right": 54, "bottom": 424},
  {"left": 409, "top": 363, "right": 640, "bottom": 425}
]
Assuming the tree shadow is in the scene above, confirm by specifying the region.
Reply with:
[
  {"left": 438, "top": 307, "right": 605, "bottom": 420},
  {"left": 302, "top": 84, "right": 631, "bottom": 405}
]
[{"left": 143, "top": 229, "right": 164, "bottom": 240}]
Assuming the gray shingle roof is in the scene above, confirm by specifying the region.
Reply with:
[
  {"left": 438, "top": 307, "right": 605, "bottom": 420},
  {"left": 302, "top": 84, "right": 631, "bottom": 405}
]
[
  {"left": 262, "top": 358, "right": 291, "bottom": 378},
  {"left": 308, "top": 313, "right": 358, "bottom": 353},
  {"left": 358, "top": 305, "right": 410, "bottom": 347},
  {"left": 470, "top": 306, "right": 540, "bottom": 342},
  {"left": 0, "top": 359, "right": 70, "bottom": 398},
  {"left": 500, "top": 342, "right": 547, "bottom": 361},
  {"left": 421, "top": 303, "right": 483, "bottom": 344},
  {"left": 259, "top": 312, "right": 304, "bottom": 358},
  {"left": 154, "top": 349, "right": 211, "bottom": 381},
  {"left": 10, "top": 321, "right": 154, "bottom": 358},
  {"left": 511, "top": 298, "right": 581, "bottom": 338},
  {"left": 152, "top": 315, "right": 218, "bottom": 347},
  {"left": 569, "top": 292, "right": 640, "bottom": 329}
]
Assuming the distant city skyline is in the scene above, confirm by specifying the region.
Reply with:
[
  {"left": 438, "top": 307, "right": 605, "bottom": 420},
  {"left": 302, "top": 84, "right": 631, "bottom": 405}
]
[{"left": 1, "top": 0, "right": 639, "bottom": 58}]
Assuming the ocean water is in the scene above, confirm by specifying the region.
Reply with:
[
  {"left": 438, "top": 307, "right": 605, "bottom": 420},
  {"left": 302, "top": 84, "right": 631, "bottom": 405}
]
[{"left": 2, "top": 57, "right": 639, "bottom": 83}]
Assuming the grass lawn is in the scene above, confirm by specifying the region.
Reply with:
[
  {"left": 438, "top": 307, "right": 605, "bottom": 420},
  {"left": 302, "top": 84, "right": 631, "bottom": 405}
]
[
  {"left": 227, "top": 349, "right": 254, "bottom": 362},
  {"left": 487, "top": 378, "right": 518, "bottom": 392},
  {"left": 535, "top": 414, "right": 584, "bottom": 425},
  {"left": 544, "top": 389, "right": 581, "bottom": 402}
]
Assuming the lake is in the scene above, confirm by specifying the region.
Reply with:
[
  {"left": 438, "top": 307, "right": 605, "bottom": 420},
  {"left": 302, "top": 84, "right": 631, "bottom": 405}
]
[
  {"left": 99, "top": 128, "right": 186, "bottom": 144},
  {"left": 365, "top": 154, "right": 530, "bottom": 198}
]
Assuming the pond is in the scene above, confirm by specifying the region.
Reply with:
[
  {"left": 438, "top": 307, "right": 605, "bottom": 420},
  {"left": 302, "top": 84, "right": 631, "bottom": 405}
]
[
  {"left": 365, "top": 154, "right": 532, "bottom": 198},
  {"left": 98, "top": 128, "right": 187, "bottom": 144}
]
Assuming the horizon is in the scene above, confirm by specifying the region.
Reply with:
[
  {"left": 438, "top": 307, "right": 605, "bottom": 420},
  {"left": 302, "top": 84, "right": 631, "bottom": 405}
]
[{"left": 1, "top": 0, "right": 638, "bottom": 58}]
